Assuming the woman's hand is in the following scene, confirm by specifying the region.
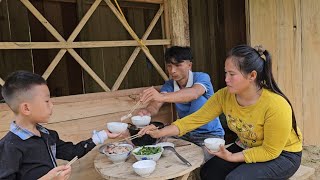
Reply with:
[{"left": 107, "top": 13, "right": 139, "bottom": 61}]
[
  {"left": 137, "top": 124, "right": 158, "bottom": 136},
  {"left": 207, "top": 145, "right": 233, "bottom": 161},
  {"left": 39, "top": 165, "right": 71, "bottom": 180},
  {"left": 138, "top": 124, "right": 180, "bottom": 139},
  {"left": 206, "top": 145, "right": 245, "bottom": 162}
]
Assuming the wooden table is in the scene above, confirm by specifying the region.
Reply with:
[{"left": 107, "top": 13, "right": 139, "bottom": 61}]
[{"left": 94, "top": 138, "right": 204, "bottom": 180}]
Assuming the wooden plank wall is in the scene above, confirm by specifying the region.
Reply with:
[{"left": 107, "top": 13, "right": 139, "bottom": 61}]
[
  {"left": 0, "top": 0, "right": 33, "bottom": 99},
  {"left": 301, "top": 0, "right": 320, "bottom": 145},
  {"left": 188, "top": 0, "right": 246, "bottom": 91},
  {"left": 0, "top": 87, "right": 173, "bottom": 179},
  {"left": 0, "top": 0, "right": 165, "bottom": 98},
  {"left": 247, "top": 0, "right": 320, "bottom": 145},
  {"left": 79, "top": 1, "right": 165, "bottom": 93}
]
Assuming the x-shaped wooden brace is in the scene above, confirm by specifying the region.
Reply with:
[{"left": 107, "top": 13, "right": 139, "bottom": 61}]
[
  {"left": 20, "top": 0, "right": 111, "bottom": 91},
  {"left": 0, "top": 0, "right": 169, "bottom": 90},
  {"left": 110, "top": 1, "right": 168, "bottom": 90},
  {"left": 105, "top": 0, "right": 169, "bottom": 90}
]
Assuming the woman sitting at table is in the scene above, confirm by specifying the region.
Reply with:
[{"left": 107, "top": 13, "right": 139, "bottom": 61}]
[{"left": 138, "top": 44, "right": 303, "bottom": 180}]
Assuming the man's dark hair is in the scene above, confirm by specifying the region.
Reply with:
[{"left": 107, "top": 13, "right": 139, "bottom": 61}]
[
  {"left": 164, "top": 46, "right": 193, "bottom": 64},
  {"left": 1, "top": 71, "right": 46, "bottom": 113}
]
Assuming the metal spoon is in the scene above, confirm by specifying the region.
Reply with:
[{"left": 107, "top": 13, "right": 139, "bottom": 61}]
[{"left": 163, "top": 146, "right": 192, "bottom": 167}]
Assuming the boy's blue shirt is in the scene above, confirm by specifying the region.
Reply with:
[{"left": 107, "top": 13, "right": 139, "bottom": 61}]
[{"left": 160, "top": 71, "right": 224, "bottom": 136}]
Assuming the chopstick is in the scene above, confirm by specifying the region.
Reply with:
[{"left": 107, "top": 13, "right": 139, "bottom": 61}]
[
  {"left": 129, "top": 101, "right": 142, "bottom": 115},
  {"left": 114, "top": 125, "right": 160, "bottom": 143},
  {"left": 120, "top": 101, "right": 142, "bottom": 121},
  {"left": 55, "top": 156, "right": 78, "bottom": 177},
  {"left": 117, "top": 134, "right": 141, "bottom": 142}
]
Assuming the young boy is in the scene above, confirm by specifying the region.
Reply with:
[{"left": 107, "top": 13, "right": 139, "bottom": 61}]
[{"left": 0, "top": 71, "right": 120, "bottom": 179}]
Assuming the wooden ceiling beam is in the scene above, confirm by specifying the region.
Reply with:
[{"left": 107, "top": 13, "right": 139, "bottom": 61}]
[{"left": 0, "top": 40, "right": 170, "bottom": 49}]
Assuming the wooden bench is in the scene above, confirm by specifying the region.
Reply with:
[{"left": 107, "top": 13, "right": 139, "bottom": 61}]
[
  {"left": 289, "top": 165, "right": 315, "bottom": 180},
  {"left": 0, "top": 87, "right": 174, "bottom": 180}
]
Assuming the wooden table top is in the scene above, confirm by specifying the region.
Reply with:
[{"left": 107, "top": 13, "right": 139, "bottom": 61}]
[{"left": 94, "top": 138, "right": 204, "bottom": 180}]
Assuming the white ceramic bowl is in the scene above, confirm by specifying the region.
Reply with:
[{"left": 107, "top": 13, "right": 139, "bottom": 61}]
[
  {"left": 131, "top": 116, "right": 151, "bottom": 127},
  {"left": 156, "top": 142, "right": 174, "bottom": 156},
  {"left": 132, "top": 145, "right": 164, "bottom": 161},
  {"left": 204, "top": 138, "right": 225, "bottom": 152},
  {"left": 132, "top": 160, "right": 156, "bottom": 177},
  {"left": 107, "top": 122, "right": 128, "bottom": 133},
  {"left": 102, "top": 143, "right": 133, "bottom": 164}
]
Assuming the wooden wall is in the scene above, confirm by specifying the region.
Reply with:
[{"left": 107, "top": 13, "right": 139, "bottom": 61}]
[
  {"left": 79, "top": 1, "right": 165, "bottom": 93},
  {"left": 188, "top": 0, "right": 247, "bottom": 90},
  {"left": 0, "top": 0, "right": 33, "bottom": 96},
  {"left": 0, "top": 0, "right": 166, "bottom": 98},
  {"left": 247, "top": 0, "right": 320, "bottom": 145}
]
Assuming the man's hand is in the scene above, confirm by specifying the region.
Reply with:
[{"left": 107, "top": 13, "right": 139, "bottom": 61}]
[
  {"left": 39, "top": 165, "right": 71, "bottom": 180},
  {"left": 137, "top": 109, "right": 151, "bottom": 116},
  {"left": 140, "top": 87, "right": 164, "bottom": 104}
]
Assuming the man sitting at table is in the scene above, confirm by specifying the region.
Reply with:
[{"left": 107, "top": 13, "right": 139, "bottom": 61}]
[{"left": 138, "top": 46, "right": 225, "bottom": 161}]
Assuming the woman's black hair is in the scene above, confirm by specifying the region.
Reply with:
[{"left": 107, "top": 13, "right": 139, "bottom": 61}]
[{"left": 227, "top": 44, "right": 300, "bottom": 138}]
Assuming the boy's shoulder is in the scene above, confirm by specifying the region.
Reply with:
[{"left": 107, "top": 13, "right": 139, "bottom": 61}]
[{"left": 0, "top": 131, "right": 24, "bottom": 149}]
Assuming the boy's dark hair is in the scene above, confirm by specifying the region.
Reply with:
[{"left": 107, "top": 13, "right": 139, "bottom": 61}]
[
  {"left": 1, "top": 71, "right": 47, "bottom": 113},
  {"left": 164, "top": 46, "right": 193, "bottom": 64}
]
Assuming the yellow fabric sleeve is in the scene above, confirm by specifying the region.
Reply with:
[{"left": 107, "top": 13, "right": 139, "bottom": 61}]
[{"left": 172, "top": 89, "right": 224, "bottom": 136}]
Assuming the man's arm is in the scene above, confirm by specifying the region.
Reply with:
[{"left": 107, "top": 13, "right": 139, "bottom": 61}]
[
  {"left": 141, "top": 101, "right": 164, "bottom": 116},
  {"left": 140, "top": 84, "right": 205, "bottom": 104},
  {"left": 161, "top": 84, "right": 205, "bottom": 103}
]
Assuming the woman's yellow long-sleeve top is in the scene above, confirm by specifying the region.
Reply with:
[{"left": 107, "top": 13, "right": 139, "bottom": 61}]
[{"left": 173, "top": 87, "right": 302, "bottom": 163}]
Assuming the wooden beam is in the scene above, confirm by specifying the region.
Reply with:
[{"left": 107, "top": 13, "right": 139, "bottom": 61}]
[
  {"left": 0, "top": 39, "right": 170, "bottom": 49},
  {"left": 20, "top": 0, "right": 111, "bottom": 91},
  {"left": 163, "top": 0, "right": 170, "bottom": 40},
  {"left": 112, "top": 5, "right": 164, "bottom": 91},
  {"left": 119, "top": 0, "right": 163, "bottom": 4},
  {"left": 44, "top": 0, "right": 163, "bottom": 4},
  {"left": 20, "top": 0, "right": 65, "bottom": 42},
  {"left": 167, "top": 0, "right": 190, "bottom": 46},
  {"left": 42, "top": 0, "right": 102, "bottom": 80},
  {"left": 67, "top": 49, "right": 111, "bottom": 91},
  {"left": 105, "top": 0, "right": 169, "bottom": 81}
]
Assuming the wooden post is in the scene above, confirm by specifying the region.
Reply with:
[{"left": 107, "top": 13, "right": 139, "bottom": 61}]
[{"left": 167, "top": 0, "right": 190, "bottom": 46}]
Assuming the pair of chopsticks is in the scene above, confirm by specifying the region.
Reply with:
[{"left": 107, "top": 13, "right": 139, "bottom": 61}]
[
  {"left": 55, "top": 156, "right": 78, "bottom": 177},
  {"left": 116, "top": 134, "right": 141, "bottom": 143},
  {"left": 120, "top": 101, "right": 142, "bottom": 121}
]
